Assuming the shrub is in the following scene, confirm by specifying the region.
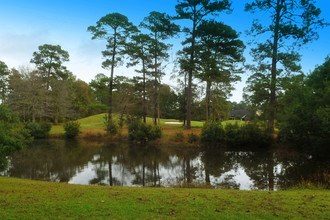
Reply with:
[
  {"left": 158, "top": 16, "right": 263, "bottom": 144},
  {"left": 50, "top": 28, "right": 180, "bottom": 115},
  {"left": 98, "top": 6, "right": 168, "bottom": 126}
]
[
  {"left": 126, "top": 116, "right": 162, "bottom": 142},
  {"left": 201, "top": 121, "right": 225, "bottom": 143},
  {"left": 224, "top": 123, "right": 241, "bottom": 146},
  {"left": 104, "top": 114, "right": 119, "bottom": 136},
  {"left": 239, "top": 123, "right": 271, "bottom": 146},
  {"left": 201, "top": 120, "right": 271, "bottom": 146},
  {"left": 64, "top": 121, "right": 81, "bottom": 138},
  {"left": 224, "top": 122, "right": 272, "bottom": 147},
  {"left": 25, "top": 122, "right": 51, "bottom": 138},
  {"left": 173, "top": 131, "right": 184, "bottom": 142},
  {"left": 150, "top": 125, "right": 162, "bottom": 140},
  {"left": 187, "top": 132, "right": 199, "bottom": 144},
  {"left": 0, "top": 104, "right": 32, "bottom": 170}
]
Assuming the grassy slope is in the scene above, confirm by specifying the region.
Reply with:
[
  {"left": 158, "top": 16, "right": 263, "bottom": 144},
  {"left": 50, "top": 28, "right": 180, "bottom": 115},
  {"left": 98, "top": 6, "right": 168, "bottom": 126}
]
[
  {"left": 0, "top": 177, "right": 329, "bottom": 219},
  {"left": 50, "top": 113, "right": 243, "bottom": 135}
]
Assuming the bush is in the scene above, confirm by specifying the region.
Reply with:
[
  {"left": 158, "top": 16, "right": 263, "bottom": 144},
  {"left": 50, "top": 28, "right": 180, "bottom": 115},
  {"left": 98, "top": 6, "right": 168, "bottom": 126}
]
[
  {"left": 187, "top": 132, "right": 199, "bottom": 144},
  {"left": 150, "top": 125, "right": 162, "bottom": 140},
  {"left": 201, "top": 121, "right": 225, "bottom": 143},
  {"left": 224, "top": 123, "right": 241, "bottom": 146},
  {"left": 64, "top": 121, "right": 81, "bottom": 138},
  {"left": 173, "top": 131, "right": 184, "bottom": 142},
  {"left": 104, "top": 114, "right": 119, "bottom": 136},
  {"left": 237, "top": 123, "right": 271, "bottom": 147},
  {"left": 0, "top": 104, "right": 32, "bottom": 170},
  {"left": 201, "top": 120, "right": 271, "bottom": 146},
  {"left": 126, "top": 116, "right": 162, "bottom": 142},
  {"left": 25, "top": 122, "right": 51, "bottom": 138}
]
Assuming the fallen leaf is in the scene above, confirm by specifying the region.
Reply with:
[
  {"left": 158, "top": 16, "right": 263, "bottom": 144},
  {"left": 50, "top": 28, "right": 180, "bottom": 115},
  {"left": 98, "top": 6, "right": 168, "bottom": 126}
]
[{"left": 170, "top": 209, "right": 177, "bottom": 215}]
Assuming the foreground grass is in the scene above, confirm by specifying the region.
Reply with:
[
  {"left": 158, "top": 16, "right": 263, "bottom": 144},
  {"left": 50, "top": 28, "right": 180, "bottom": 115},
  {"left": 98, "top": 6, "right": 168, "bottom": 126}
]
[{"left": 0, "top": 177, "right": 329, "bottom": 219}]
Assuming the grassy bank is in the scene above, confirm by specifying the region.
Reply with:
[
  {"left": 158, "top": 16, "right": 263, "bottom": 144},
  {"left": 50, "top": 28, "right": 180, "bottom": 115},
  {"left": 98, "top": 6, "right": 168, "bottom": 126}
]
[
  {"left": 0, "top": 177, "right": 329, "bottom": 219},
  {"left": 49, "top": 113, "right": 244, "bottom": 142}
]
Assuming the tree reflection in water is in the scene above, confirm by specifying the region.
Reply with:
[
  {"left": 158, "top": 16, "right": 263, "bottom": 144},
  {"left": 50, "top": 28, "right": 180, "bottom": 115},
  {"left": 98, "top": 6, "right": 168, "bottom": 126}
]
[{"left": 1, "top": 140, "right": 328, "bottom": 190}]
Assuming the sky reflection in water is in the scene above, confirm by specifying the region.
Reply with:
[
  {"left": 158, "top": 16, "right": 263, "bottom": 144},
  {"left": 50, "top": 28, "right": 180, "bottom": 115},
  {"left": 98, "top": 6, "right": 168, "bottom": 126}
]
[{"left": 2, "top": 139, "right": 328, "bottom": 190}]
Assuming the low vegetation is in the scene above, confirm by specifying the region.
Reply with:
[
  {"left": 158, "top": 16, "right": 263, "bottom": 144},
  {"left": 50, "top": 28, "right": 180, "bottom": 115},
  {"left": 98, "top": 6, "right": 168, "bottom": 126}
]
[
  {"left": 200, "top": 121, "right": 272, "bottom": 146},
  {"left": 126, "top": 116, "right": 162, "bottom": 142},
  {"left": 25, "top": 121, "right": 51, "bottom": 139},
  {"left": 0, "top": 105, "right": 32, "bottom": 169},
  {"left": 0, "top": 177, "right": 329, "bottom": 219},
  {"left": 48, "top": 113, "right": 263, "bottom": 147},
  {"left": 63, "top": 120, "right": 81, "bottom": 138}
]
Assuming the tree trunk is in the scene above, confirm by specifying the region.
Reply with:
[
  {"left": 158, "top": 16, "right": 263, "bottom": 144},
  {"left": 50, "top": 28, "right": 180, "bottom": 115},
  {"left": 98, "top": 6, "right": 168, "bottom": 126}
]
[
  {"left": 205, "top": 168, "right": 210, "bottom": 185},
  {"left": 268, "top": 150, "right": 275, "bottom": 191},
  {"left": 186, "top": 15, "right": 197, "bottom": 130},
  {"left": 142, "top": 162, "right": 145, "bottom": 187},
  {"left": 268, "top": 0, "right": 282, "bottom": 131},
  {"left": 142, "top": 59, "right": 146, "bottom": 123},
  {"left": 153, "top": 32, "right": 159, "bottom": 126},
  {"left": 109, "top": 159, "right": 113, "bottom": 186},
  {"left": 157, "top": 80, "right": 160, "bottom": 125},
  {"left": 183, "top": 73, "right": 187, "bottom": 126},
  {"left": 186, "top": 72, "right": 193, "bottom": 129},
  {"left": 205, "top": 80, "right": 211, "bottom": 121},
  {"left": 186, "top": 156, "right": 191, "bottom": 183},
  {"left": 154, "top": 92, "right": 157, "bottom": 125},
  {"left": 108, "top": 28, "right": 117, "bottom": 122}
]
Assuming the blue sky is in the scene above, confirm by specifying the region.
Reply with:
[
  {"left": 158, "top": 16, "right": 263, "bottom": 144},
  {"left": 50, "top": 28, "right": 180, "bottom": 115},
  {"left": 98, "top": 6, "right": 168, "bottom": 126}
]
[{"left": 0, "top": 0, "right": 329, "bottom": 102}]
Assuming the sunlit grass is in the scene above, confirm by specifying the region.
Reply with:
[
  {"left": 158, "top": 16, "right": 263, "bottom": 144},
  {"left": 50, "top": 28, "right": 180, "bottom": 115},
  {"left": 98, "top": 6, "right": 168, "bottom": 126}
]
[{"left": 49, "top": 113, "right": 248, "bottom": 136}]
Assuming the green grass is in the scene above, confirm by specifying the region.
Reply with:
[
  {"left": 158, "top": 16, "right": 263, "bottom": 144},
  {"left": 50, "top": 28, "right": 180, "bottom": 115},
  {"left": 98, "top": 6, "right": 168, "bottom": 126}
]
[
  {"left": 0, "top": 177, "right": 329, "bottom": 219},
  {"left": 50, "top": 113, "right": 245, "bottom": 135}
]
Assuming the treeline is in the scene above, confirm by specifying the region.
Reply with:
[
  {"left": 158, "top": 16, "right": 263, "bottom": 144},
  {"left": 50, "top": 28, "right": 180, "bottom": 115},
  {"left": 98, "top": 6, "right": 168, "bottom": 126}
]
[
  {"left": 243, "top": 56, "right": 330, "bottom": 153},
  {"left": 0, "top": 0, "right": 328, "bottom": 147},
  {"left": 0, "top": 54, "right": 233, "bottom": 124}
]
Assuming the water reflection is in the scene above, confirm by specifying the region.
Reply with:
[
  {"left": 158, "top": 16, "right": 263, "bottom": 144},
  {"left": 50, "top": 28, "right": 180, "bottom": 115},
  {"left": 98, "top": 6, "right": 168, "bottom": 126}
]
[{"left": 1, "top": 139, "right": 328, "bottom": 190}]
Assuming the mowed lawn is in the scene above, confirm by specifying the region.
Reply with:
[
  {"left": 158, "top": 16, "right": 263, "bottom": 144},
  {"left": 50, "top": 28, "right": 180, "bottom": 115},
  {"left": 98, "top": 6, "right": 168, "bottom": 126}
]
[
  {"left": 50, "top": 113, "right": 244, "bottom": 135},
  {"left": 0, "top": 177, "right": 329, "bottom": 219}
]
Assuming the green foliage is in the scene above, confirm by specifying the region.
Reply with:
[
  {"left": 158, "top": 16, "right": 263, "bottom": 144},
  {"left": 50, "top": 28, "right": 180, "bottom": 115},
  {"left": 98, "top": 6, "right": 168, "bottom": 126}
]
[
  {"left": 201, "top": 121, "right": 225, "bottom": 143},
  {"left": 87, "top": 103, "right": 108, "bottom": 116},
  {"left": 126, "top": 116, "right": 162, "bottom": 142},
  {"left": 175, "top": 0, "right": 232, "bottom": 128},
  {"left": 104, "top": 114, "right": 119, "bottom": 136},
  {"left": 149, "top": 125, "right": 162, "bottom": 141},
  {"left": 187, "top": 132, "right": 199, "bottom": 144},
  {"left": 224, "top": 123, "right": 241, "bottom": 146},
  {"left": 0, "top": 105, "right": 32, "bottom": 169},
  {"left": 278, "top": 57, "right": 330, "bottom": 154},
  {"left": 173, "top": 131, "right": 184, "bottom": 142},
  {"left": 72, "top": 79, "right": 95, "bottom": 118},
  {"left": 0, "top": 60, "right": 9, "bottom": 103},
  {"left": 201, "top": 120, "right": 271, "bottom": 146},
  {"left": 88, "top": 13, "right": 138, "bottom": 70},
  {"left": 25, "top": 122, "right": 51, "bottom": 139},
  {"left": 30, "top": 44, "right": 70, "bottom": 83},
  {"left": 244, "top": 0, "right": 327, "bottom": 130},
  {"left": 236, "top": 123, "right": 271, "bottom": 147},
  {"left": 64, "top": 121, "right": 81, "bottom": 138}
]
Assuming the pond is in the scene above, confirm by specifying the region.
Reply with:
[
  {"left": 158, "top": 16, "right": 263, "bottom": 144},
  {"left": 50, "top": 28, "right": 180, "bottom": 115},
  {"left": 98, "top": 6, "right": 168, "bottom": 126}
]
[{"left": 1, "top": 139, "right": 328, "bottom": 190}]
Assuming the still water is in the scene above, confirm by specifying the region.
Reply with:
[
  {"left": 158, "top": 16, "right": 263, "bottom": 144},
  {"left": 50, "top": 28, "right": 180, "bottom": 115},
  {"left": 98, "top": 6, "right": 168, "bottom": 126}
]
[{"left": 1, "top": 139, "right": 328, "bottom": 190}]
